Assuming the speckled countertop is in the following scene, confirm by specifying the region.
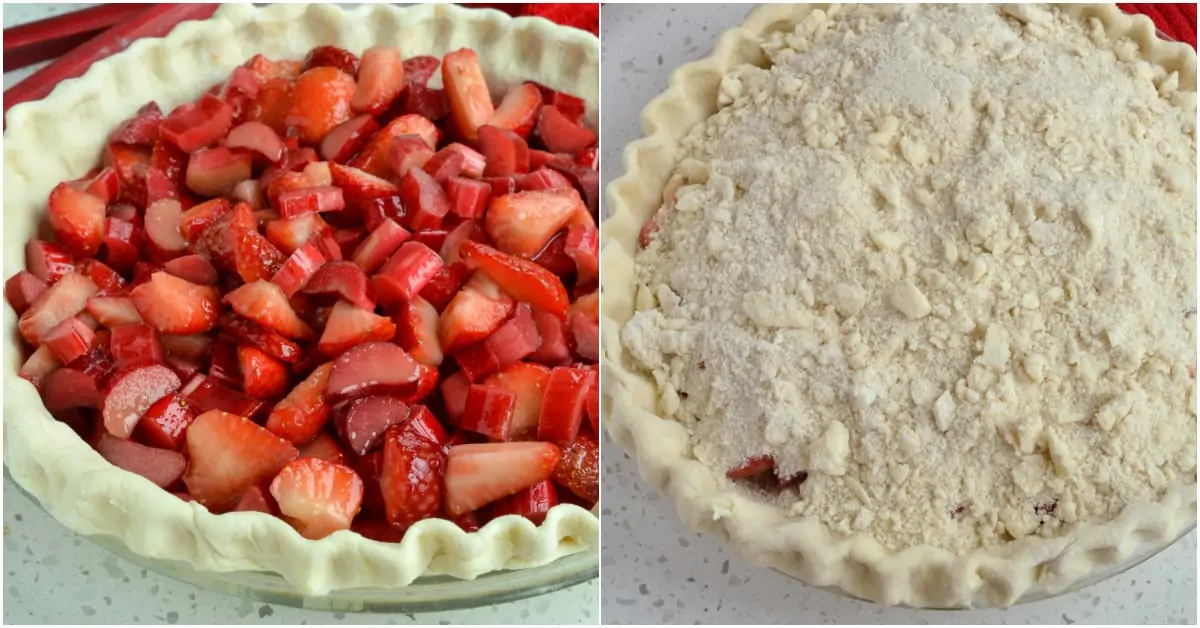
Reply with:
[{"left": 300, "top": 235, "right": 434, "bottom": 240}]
[
  {"left": 598, "top": 4, "right": 1197, "bottom": 625},
  {"left": 0, "top": 4, "right": 597, "bottom": 624}
]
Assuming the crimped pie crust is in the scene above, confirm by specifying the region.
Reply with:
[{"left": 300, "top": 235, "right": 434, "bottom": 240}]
[
  {"left": 601, "top": 3, "right": 1196, "bottom": 608},
  {"left": 4, "top": 3, "right": 598, "bottom": 595}
]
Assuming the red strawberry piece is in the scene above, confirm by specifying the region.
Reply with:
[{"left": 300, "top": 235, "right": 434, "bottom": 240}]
[
  {"left": 460, "top": 241, "right": 569, "bottom": 316},
  {"left": 248, "top": 77, "right": 295, "bottom": 134},
  {"left": 44, "top": 317, "right": 95, "bottom": 364},
  {"left": 232, "top": 483, "right": 275, "bottom": 514},
  {"left": 552, "top": 431, "right": 598, "bottom": 505},
  {"left": 185, "top": 376, "right": 262, "bottom": 418},
  {"left": 265, "top": 212, "right": 321, "bottom": 254},
  {"left": 42, "top": 368, "right": 101, "bottom": 413},
  {"left": 277, "top": 186, "right": 346, "bottom": 218},
  {"left": 485, "top": 188, "right": 584, "bottom": 257},
  {"left": 164, "top": 254, "right": 219, "bottom": 286},
  {"left": 444, "top": 143, "right": 487, "bottom": 178},
  {"left": 454, "top": 341, "right": 500, "bottom": 382},
  {"left": 444, "top": 178, "right": 491, "bottom": 222},
  {"left": 439, "top": 370, "right": 472, "bottom": 423},
  {"left": 388, "top": 135, "right": 436, "bottom": 179},
  {"left": 233, "top": 229, "right": 287, "bottom": 283},
  {"left": 320, "top": 115, "right": 380, "bottom": 163},
  {"left": 415, "top": 228, "right": 452, "bottom": 256},
  {"left": 140, "top": 165, "right": 179, "bottom": 207},
  {"left": 19, "top": 345, "right": 61, "bottom": 389},
  {"left": 218, "top": 312, "right": 303, "bottom": 364},
  {"left": 265, "top": 362, "right": 332, "bottom": 445},
  {"left": 536, "top": 105, "right": 597, "bottom": 154},
  {"left": 96, "top": 432, "right": 186, "bottom": 488},
  {"left": 185, "top": 147, "right": 253, "bottom": 197},
  {"left": 287, "top": 66, "right": 357, "bottom": 145},
  {"left": 80, "top": 166, "right": 120, "bottom": 203},
  {"left": 271, "top": 242, "right": 326, "bottom": 297},
  {"left": 479, "top": 125, "right": 530, "bottom": 177},
  {"left": 74, "top": 259, "right": 126, "bottom": 296},
  {"left": 421, "top": 147, "right": 467, "bottom": 183},
  {"left": 101, "top": 364, "right": 181, "bottom": 438},
  {"left": 224, "top": 280, "right": 314, "bottom": 340},
  {"left": 444, "top": 441, "right": 561, "bottom": 516},
  {"left": 303, "top": 45, "right": 360, "bottom": 75},
  {"left": 575, "top": 146, "right": 598, "bottom": 170},
  {"left": 48, "top": 183, "right": 106, "bottom": 257},
  {"left": 300, "top": 260, "right": 375, "bottom": 310},
  {"left": 19, "top": 272, "right": 98, "bottom": 346},
  {"left": 100, "top": 217, "right": 142, "bottom": 274},
  {"left": 419, "top": 261, "right": 472, "bottom": 312},
  {"left": 484, "top": 303, "right": 541, "bottom": 366},
  {"left": 207, "top": 337, "right": 242, "bottom": 390},
  {"left": 108, "top": 102, "right": 164, "bottom": 146},
  {"left": 161, "top": 93, "right": 234, "bottom": 152},
  {"left": 136, "top": 391, "right": 195, "bottom": 450},
  {"left": 442, "top": 48, "right": 495, "bottom": 141},
  {"left": 178, "top": 198, "right": 231, "bottom": 243},
  {"left": 490, "top": 479, "right": 559, "bottom": 525},
  {"left": 350, "top": 114, "right": 440, "bottom": 177},
  {"left": 394, "top": 362, "right": 438, "bottom": 406},
  {"left": 484, "top": 362, "right": 551, "bottom": 440},
  {"left": 379, "top": 423, "right": 445, "bottom": 526},
  {"left": 551, "top": 91, "right": 587, "bottom": 122},
  {"left": 25, "top": 239, "right": 76, "bottom": 284},
  {"left": 104, "top": 143, "right": 152, "bottom": 205},
  {"left": 536, "top": 366, "right": 591, "bottom": 444},
  {"left": 226, "top": 121, "right": 285, "bottom": 162},
  {"left": 350, "top": 450, "right": 387, "bottom": 516},
  {"left": 66, "top": 329, "right": 116, "bottom": 383},
  {"left": 569, "top": 311, "right": 599, "bottom": 363},
  {"left": 337, "top": 395, "right": 410, "bottom": 456},
  {"left": 528, "top": 149, "right": 561, "bottom": 171},
  {"left": 489, "top": 82, "right": 542, "bottom": 138},
  {"left": 270, "top": 457, "right": 363, "bottom": 539},
  {"left": 400, "top": 84, "right": 450, "bottom": 122},
  {"left": 351, "top": 517, "right": 407, "bottom": 542},
  {"left": 238, "top": 344, "right": 290, "bottom": 400},
  {"left": 151, "top": 139, "right": 189, "bottom": 189},
  {"left": 403, "top": 55, "right": 440, "bottom": 87},
  {"left": 130, "top": 272, "right": 219, "bottom": 334},
  {"left": 392, "top": 296, "right": 443, "bottom": 367},
  {"left": 352, "top": 46, "right": 404, "bottom": 116},
  {"left": 547, "top": 158, "right": 600, "bottom": 217},
  {"left": 449, "top": 510, "right": 482, "bottom": 533},
  {"left": 372, "top": 241, "right": 445, "bottom": 308},
  {"left": 332, "top": 227, "right": 366, "bottom": 260},
  {"left": 520, "top": 168, "right": 573, "bottom": 192},
  {"left": 565, "top": 223, "right": 599, "bottom": 282},
  {"left": 459, "top": 385, "right": 516, "bottom": 441},
  {"left": 218, "top": 66, "right": 263, "bottom": 124},
  {"left": 6, "top": 271, "right": 47, "bottom": 315},
  {"left": 243, "top": 54, "right": 302, "bottom": 82},
  {"left": 438, "top": 273, "right": 514, "bottom": 353},
  {"left": 144, "top": 198, "right": 189, "bottom": 260},
  {"left": 585, "top": 368, "right": 599, "bottom": 434},
  {"left": 317, "top": 300, "right": 396, "bottom": 357},
  {"left": 350, "top": 218, "right": 411, "bottom": 274},
  {"left": 109, "top": 323, "right": 164, "bottom": 371},
  {"left": 329, "top": 162, "right": 398, "bottom": 204},
  {"left": 326, "top": 342, "right": 420, "bottom": 401},
  {"left": 184, "top": 409, "right": 299, "bottom": 511},
  {"left": 298, "top": 431, "right": 348, "bottom": 466}
]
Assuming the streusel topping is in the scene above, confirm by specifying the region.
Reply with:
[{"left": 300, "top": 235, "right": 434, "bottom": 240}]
[{"left": 621, "top": 3, "right": 1196, "bottom": 552}]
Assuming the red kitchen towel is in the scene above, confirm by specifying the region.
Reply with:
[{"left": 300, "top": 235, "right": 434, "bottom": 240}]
[
  {"left": 1119, "top": 3, "right": 1197, "bottom": 48},
  {"left": 464, "top": 3, "right": 599, "bottom": 36}
]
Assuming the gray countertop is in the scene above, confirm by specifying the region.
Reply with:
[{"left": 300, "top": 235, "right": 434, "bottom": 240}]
[{"left": 598, "top": 3, "right": 1197, "bottom": 624}]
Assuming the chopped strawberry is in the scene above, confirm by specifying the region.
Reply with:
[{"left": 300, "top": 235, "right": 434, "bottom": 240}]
[
  {"left": 238, "top": 344, "right": 290, "bottom": 399},
  {"left": 75, "top": 258, "right": 126, "bottom": 296},
  {"left": 490, "top": 479, "right": 559, "bottom": 525},
  {"left": 100, "top": 217, "right": 143, "bottom": 273},
  {"left": 136, "top": 391, "right": 195, "bottom": 450},
  {"left": 419, "top": 261, "right": 472, "bottom": 312},
  {"left": 161, "top": 333, "right": 213, "bottom": 361},
  {"left": 150, "top": 138, "right": 189, "bottom": 189},
  {"left": 460, "top": 241, "right": 569, "bottom": 316},
  {"left": 161, "top": 93, "right": 234, "bottom": 152},
  {"left": 302, "top": 45, "right": 359, "bottom": 75},
  {"left": 101, "top": 364, "right": 181, "bottom": 438},
  {"left": 266, "top": 362, "right": 332, "bottom": 445},
  {"left": 233, "top": 484, "right": 275, "bottom": 514},
  {"left": 265, "top": 213, "right": 321, "bottom": 254},
  {"left": 219, "top": 312, "right": 303, "bottom": 364},
  {"left": 226, "top": 121, "right": 285, "bottom": 162},
  {"left": 79, "top": 166, "right": 120, "bottom": 203},
  {"left": 459, "top": 385, "right": 516, "bottom": 441},
  {"left": 325, "top": 342, "right": 420, "bottom": 401},
  {"left": 163, "top": 254, "right": 219, "bottom": 286},
  {"left": 19, "top": 345, "right": 62, "bottom": 389},
  {"left": 421, "top": 147, "right": 466, "bottom": 183},
  {"left": 109, "top": 102, "right": 164, "bottom": 146},
  {"left": 585, "top": 367, "right": 599, "bottom": 434},
  {"left": 442, "top": 48, "right": 495, "bottom": 141},
  {"left": 575, "top": 146, "right": 598, "bottom": 170},
  {"left": 438, "top": 273, "right": 515, "bottom": 353},
  {"left": 536, "top": 105, "right": 597, "bottom": 154},
  {"left": 336, "top": 395, "right": 409, "bottom": 456},
  {"left": 552, "top": 432, "right": 598, "bottom": 505},
  {"left": 96, "top": 432, "right": 187, "bottom": 488},
  {"left": 485, "top": 188, "right": 585, "bottom": 257},
  {"left": 277, "top": 186, "right": 346, "bottom": 217},
  {"left": 109, "top": 323, "right": 164, "bottom": 370},
  {"left": 395, "top": 362, "right": 439, "bottom": 406},
  {"left": 184, "top": 410, "right": 299, "bottom": 512},
  {"left": 42, "top": 367, "right": 101, "bottom": 413},
  {"left": 25, "top": 239, "right": 76, "bottom": 284},
  {"left": 352, "top": 46, "right": 404, "bottom": 116},
  {"left": 547, "top": 158, "right": 600, "bottom": 217},
  {"left": 536, "top": 366, "right": 591, "bottom": 444},
  {"left": 130, "top": 272, "right": 219, "bottom": 334},
  {"left": 66, "top": 330, "right": 116, "bottom": 384},
  {"left": 186, "top": 147, "right": 253, "bottom": 197},
  {"left": 392, "top": 296, "right": 443, "bottom": 367},
  {"left": 372, "top": 241, "right": 445, "bottom": 308},
  {"left": 320, "top": 115, "right": 380, "bottom": 163},
  {"left": 520, "top": 168, "right": 573, "bottom": 193},
  {"left": 297, "top": 431, "right": 348, "bottom": 466},
  {"left": 19, "top": 272, "right": 98, "bottom": 346},
  {"left": 479, "top": 125, "right": 530, "bottom": 177},
  {"left": 300, "top": 260, "right": 375, "bottom": 310},
  {"left": 184, "top": 376, "right": 263, "bottom": 418},
  {"left": 484, "top": 362, "right": 551, "bottom": 440},
  {"left": 42, "top": 317, "right": 94, "bottom": 364},
  {"left": 232, "top": 229, "right": 287, "bottom": 283},
  {"left": 443, "top": 441, "right": 561, "bottom": 516},
  {"left": 403, "top": 55, "right": 440, "bottom": 87},
  {"left": 248, "top": 77, "right": 295, "bottom": 134},
  {"left": 286, "top": 66, "right": 357, "bottom": 145},
  {"left": 350, "top": 115, "right": 440, "bottom": 177},
  {"left": 6, "top": 271, "right": 47, "bottom": 315},
  {"left": 271, "top": 242, "right": 326, "bottom": 297},
  {"left": 317, "top": 300, "right": 396, "bottom": 357},
  {"left": 178, "top": 198, "right": 231, "bottom": 243},
  {"left": 489, "top": 82, "right": 542, "bottom": 138},
  {"left": 442, "top": 143, "right": 486, "bottom": 178},
  {"left": 350, "top": 218, "right": 411, "bottom": 274},
  {"left": 270, "top": 457, "right": 363, "bottom": 539},
  {"left": 48, "top": 183, "right": 106, "bottom": 257}
]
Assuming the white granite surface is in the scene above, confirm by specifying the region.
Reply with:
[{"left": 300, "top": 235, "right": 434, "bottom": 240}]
[
  {"left": 1, "top": 3, "right": 595, "bottom": 624},
  {"left": 598, "top": 3, "right": 1198, "bottom": 625}
]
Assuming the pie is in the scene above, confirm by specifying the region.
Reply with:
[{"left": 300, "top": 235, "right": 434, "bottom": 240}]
[
  {"left": 602, "top": 3, "right": 1196, "bottom": 608},
  {"left": 4, "top": 3, "right": 598, "bottom": 595}
]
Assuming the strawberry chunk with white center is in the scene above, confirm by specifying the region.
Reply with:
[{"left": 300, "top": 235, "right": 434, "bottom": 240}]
[
  {"left": 380, "top": 405, "right": 448, "bottom": 526},
  {"left": 489, "top": 82, "right": 542, "bottom": 138},
  {"left": 163, "top": 254, "right": 219, "bottom": 286},
  {"left": 184, "top": 410, "right": 298, "bottom": 511},
  {"left": 224, "top": 280, "right": 314, "bottom": 340},
  {"left": 490, "top": 480, "right": 559, "bottom": 525},
  {"left": 438, "top": 273, "right": 514, "bottom": 354},
  {"left": 186, "top": 147, "right": 253, "bottom": 197},
  {"left": 96, "top": 433, "right": 187, "bottom": 488},
  {"left": 443, "top": 441, "right": 561, "bottom": 516},
  {"left": 536, "top": 366, "right": 591, "bottom": 444},
  {"left": 286, "top": 66, "right": 356, "bottom": 145},
  {"left": 317, "top": 300, "right": 396, "bottom": 357},
  {"left": 484, "top": 188, "right": 585, "bottom": 258},
  {"left": 265, "top": 213, "right": 321, "bottom": 255},
  {"left": 325, "top": 342, "right": 420, "bottom": 401},
  {"left": 320, "top": 115, "right": 380, "bottom": 163},
  {"left": 299, "top": 260, "right": 374, "bottom": 311},
  {"left": 460, "top": 241, "right": 569, "bottom": 316},
  {"left": 277, "top": 186, "right": 345, "bottom": 218},
  {"left": 460, "top": 385, "right": 516, "bottom": 441},
  {"left": 536, "top": 104, "right": 597, "bottom": 154},
  {"left": 6, "top": 271, "right": 47, "bottom": 315},
  {"left": 479, "top": 125, "right": 530, "bottom": 177},
  {"left": 270, "top": 457, "right": 364, "bottom": 539},
  {"left": 18, "top": 272, "right": 98, "bottom": 346},
  {"left": 19, "top": 345, "right": 61, "bottom": 389},
  {"left": 484, "top": 362, "right": 551, "bottom": 440},
  {"left": 350, "top": 218, "right": 411, "bottom": 274},
  {"left": 350, "top": 115, "right": 440, "bottom": 177},
  {"left": 392, "top": 296, "right": 443, "bottom": 367},
  {"left": 265, "top": 362, "right": 332, "bottom": 445},
  {"left": 237, "top": 344, "right": 290, "bottom": 400},
  {"left": 373, "top": 241, "right": 445, "bottom": 308},
  {"left": 48, "top": 183, "right": 106, "bottom": 257},
  {"left": 101, "top": 364, "right": 181, "bottom": 438},
  {"left": 337, "top": 395, "right": 409, "bottom": 456},
  {"left": 25, "top": 239, "right": 76, "bottom": 284},
  {"left": 130, "top": 272, "right": 219, "bottom": 334},
  {"left": 351, "top": 46, "right": 405, "bottom": 117},
  {"left": 225, "top": 121, "right": 285, "bottom": 162},
  {"left": 442, "top": 48, "right": 495, "bottom": 141}
]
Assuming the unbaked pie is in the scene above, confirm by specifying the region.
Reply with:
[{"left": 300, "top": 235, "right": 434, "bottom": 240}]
[{"left": 602, "top": 3, "right": 1196, "bottom": 608}]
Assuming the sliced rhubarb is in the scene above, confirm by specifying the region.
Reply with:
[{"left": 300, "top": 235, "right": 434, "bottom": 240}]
[
  {"left": 271, "top": 242, "right": 326, "bottom": 297},
  {"left": 485, "top": 362, "right": 551, "bottom": 439},
  {"left": 43, "top": 368, "right": 102, "bottom": 413},
  {"left": 96, "top": 433, "right": 187, "bottom": 488},
  {"left": 225, "top": 121, "right": 285, "bottom": 162},
  {"left": 144, "top": 198, "right": 188, "bottom": 259},
  {"left": 352, "top": 46, "right": 405, "bottom": 116},
  {"left": 277, "top": 186, "right": 345, "bottom": 217},
  {"left": 442, "top": 48, "right": 495, "bottom": 141},
  {"left": 460, "top": 385, "right": 516, "bottom": 441},
  {"left": 536, "top": 105, "right": 597, "bottom": 154},
  {"left": 325, "top": 342, "right": 420, "bottom": 400},
  {"left": 19, "top": 272, "right": 98, "bottom": 346},
  {"left": 422, "top": 147, "right": 466, "bottom": 183},
  {"left": 491, "top": 480, "right": 559, "bottom": 525},
  {"left": 299, "top": 260, "right": 374, "bottom": 310},
  {"left": 137, "top": 392, "right": 195, "bottom": 450},
  {"left": 336, "top": 395, "right": 409, "bottom": 456},
  {"left": 25, "top": 239, "right": 76, "bottom": 284},
  {"left": 350, "top": 218, "right": 411, "bottom": 274},
  {"left": 320, "top": 115, "right": 380, "bottom": 163},
  {"left": 185, "top": 376, "right": 262, "bottom": 418},
  {"left": 101, "top": 364, "right": 181, "bottom": 438},
  {"left": 109, "top": 323, "right": 164, "bottom": 371},
  {"left": 161, "top": 94, "right": 234, "bottom": 152},
  {"left": 372, "top": 241, "right": 445, "bottom": 308},
  {"left": 479, "top": 125, "right": 530, "bottom": 177},
  {"left": 48, "top": 183, "right": 106, "bottom": 257},
  {"left": 536, "top": 366, "right": 591, "bottom": 444},
  {"left": 6, "top": 271, "right": 47, "bottom": 315}
]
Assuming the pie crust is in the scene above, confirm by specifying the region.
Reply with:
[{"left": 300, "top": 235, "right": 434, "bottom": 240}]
[
  {"left": 3, "top": 3, "right": 598, "bottom": 595},
  {"left": 601, "top": 3, "right": 1196, "bottom": 608}
]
